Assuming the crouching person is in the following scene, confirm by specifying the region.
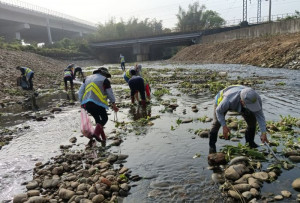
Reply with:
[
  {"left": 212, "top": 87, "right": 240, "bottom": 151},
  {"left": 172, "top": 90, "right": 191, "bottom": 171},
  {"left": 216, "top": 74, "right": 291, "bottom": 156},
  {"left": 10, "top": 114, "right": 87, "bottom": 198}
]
[
  {"left": 128, "top": 69, "right": 147, "bottom": 108},
  {"left": 78, "top": 67, "right": 118, "bottom": 146}
]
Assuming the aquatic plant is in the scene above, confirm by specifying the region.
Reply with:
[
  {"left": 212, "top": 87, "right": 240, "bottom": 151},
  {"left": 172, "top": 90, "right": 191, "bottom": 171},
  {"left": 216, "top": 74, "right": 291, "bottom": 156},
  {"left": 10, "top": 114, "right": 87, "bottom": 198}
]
[
  {"left": 221, "top": 143, "right": 266, "bottom": 161},
  {"left": 153, "top": 88, "right": 170, "bottom": 98}
]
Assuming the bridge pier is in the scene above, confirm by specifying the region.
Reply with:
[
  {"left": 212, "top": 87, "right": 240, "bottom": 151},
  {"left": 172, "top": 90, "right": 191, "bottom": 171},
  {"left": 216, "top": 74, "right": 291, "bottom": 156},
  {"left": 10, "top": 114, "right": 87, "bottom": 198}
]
[
  {"left": 46, "top": 18, "right": 53, "bottom": 44},
  {"left": 133, "top": 44, "right": 149, "bottom": 62}
]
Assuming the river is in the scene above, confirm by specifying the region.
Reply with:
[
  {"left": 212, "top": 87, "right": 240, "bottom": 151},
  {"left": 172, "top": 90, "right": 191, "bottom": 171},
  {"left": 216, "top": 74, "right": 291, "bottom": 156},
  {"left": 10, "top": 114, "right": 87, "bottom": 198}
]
[{"left": 0, "top": 63, "right": 299, "bottom": 202}]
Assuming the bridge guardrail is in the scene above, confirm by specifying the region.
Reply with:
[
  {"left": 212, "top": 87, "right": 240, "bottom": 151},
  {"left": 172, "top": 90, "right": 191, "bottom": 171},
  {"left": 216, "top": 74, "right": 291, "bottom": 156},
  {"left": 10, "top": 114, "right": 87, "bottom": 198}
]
[{"left": 0, "top": 0, "right": 97, "bottom": 28}]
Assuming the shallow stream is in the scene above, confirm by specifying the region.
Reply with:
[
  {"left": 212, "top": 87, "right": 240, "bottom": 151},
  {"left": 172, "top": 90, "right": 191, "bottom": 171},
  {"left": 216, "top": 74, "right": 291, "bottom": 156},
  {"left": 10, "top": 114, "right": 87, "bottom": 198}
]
[{"left": 0, "top": 63, "right": 299, "bottom": 202}]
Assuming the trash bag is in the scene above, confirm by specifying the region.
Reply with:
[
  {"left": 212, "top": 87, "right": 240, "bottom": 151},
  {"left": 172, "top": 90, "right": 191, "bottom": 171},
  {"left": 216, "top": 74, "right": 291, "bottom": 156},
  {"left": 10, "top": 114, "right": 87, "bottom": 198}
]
[
  {"left": 80, "top": 108, "right": 94, "bottom": 139},
  {"left": 17, "top": 76, "right": 29, "bottom": 90}
]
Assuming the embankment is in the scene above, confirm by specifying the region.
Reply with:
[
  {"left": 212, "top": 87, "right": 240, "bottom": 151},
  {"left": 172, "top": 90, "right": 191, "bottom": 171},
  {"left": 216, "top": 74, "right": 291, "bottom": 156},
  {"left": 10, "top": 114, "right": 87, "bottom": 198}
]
[{"left": 171, "top": 32, "right": 300, "bottom": 70}]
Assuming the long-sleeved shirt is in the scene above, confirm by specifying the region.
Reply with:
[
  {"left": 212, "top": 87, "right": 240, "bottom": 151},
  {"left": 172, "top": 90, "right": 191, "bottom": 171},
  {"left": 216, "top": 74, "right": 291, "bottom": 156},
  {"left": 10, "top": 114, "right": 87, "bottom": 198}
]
[
  {"left": 78, "top": 74, "right": 115, "bottom": 109},
  {"left": 128, "top": 75, "right": 146, "bottom": 101},
  {"left": 215, "top": 86, "right": 266, "bottom": 134}
]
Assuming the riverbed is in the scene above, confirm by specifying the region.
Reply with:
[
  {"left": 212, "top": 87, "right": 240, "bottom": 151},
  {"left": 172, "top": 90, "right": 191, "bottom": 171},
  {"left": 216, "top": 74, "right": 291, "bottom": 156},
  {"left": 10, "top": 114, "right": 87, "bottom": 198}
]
[{"left": 0, "top": 62, "right": 299, "bottom": 202}]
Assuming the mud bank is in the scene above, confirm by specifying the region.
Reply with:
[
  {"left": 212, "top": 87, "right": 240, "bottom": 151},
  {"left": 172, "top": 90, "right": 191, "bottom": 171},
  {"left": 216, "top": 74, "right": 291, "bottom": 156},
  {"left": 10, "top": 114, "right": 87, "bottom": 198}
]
[{"left": 171, "top": 32, "right": 300, "bottom": 70}]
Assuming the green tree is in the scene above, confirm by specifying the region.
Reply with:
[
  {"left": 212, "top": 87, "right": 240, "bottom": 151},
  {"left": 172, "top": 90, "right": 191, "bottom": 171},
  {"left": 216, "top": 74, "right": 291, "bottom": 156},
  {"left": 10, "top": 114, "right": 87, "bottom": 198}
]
[
  {"left": 89, "top": 17, "right": 169, "bottom": 42},
  {"left": 176, "top": 2, "right": 225, "bottom": 31}
]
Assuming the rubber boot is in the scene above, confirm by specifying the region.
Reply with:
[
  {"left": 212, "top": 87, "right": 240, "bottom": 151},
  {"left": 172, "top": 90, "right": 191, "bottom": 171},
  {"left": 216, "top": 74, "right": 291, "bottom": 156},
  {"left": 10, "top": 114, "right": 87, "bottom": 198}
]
[
  {"left": 141, "top": 100, "right": 146, "bottom": 108},
  {"left": 94, "top": 123, "right": 106, "bottom": 142},
  {"left": 246, "top": 128, "right": 258, "bottom": 148}
]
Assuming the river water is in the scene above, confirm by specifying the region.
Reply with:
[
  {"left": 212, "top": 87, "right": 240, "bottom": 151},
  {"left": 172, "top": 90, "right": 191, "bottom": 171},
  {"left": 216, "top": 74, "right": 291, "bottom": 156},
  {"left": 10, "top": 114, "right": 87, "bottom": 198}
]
[{"left": 0, "top": 63, "right": 299, "bottom": 202}]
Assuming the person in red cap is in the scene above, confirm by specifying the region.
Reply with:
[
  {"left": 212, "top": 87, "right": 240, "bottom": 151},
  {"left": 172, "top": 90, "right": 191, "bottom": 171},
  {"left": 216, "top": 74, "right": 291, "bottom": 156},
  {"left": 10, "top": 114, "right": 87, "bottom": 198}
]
[{"left": 208, "top": 85, "right": 269, "bottom": 154}]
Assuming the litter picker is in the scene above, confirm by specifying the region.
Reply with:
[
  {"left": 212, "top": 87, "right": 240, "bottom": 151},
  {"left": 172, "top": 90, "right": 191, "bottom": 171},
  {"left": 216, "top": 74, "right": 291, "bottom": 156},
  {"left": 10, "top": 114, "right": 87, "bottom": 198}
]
[{"left": 265, "top": 142, "right": 281, "bottom": 162}]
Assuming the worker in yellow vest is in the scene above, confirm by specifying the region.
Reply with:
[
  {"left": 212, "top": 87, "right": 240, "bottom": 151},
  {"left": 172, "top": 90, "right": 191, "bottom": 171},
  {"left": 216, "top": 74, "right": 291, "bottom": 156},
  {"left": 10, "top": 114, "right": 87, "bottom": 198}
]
[
  {"left": 209, "top": 85, "right": 269, "bottom": 154},
  {"left": 78, "top": 67, "right": 118, "bottom": 146},
  {"left": 120, "top": 54, "right": 125, "bottom": 71},
  {"left": 16, "top": 66, "right": 34, "bottom": 90}
]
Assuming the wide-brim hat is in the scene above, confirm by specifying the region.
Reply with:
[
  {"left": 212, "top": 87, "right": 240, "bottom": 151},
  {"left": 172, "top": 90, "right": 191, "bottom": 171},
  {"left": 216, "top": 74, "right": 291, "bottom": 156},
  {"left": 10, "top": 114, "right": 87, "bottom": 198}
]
[
  {"left": 241, "top": 88, "right": 261, "bottom": 112},
  {"left": 93, "top": 67, "right": 111, "bottom": 78}
]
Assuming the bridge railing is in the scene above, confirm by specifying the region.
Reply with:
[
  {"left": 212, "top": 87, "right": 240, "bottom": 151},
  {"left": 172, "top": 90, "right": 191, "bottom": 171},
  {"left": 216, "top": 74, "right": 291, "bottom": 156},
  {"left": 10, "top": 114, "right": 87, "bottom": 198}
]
[{"left": 0, "top": 0, "right": 97, "bottom": 28}]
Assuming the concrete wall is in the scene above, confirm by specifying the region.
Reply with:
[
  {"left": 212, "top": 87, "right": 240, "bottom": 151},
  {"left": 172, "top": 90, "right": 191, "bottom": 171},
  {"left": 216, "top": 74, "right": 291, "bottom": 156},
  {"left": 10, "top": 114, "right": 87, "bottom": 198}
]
[{"left": 201, "top": 18, "right": 300, "bottom": 44}]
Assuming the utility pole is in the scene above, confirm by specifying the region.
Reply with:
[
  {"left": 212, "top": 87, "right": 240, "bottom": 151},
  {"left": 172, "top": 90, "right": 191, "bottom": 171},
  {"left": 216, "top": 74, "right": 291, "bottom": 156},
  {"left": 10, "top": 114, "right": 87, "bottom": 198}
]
[
  {"left": 257, "top": 0, "right": 261, "bottom": 23},
  {"left": 243, "top": 0, "right": 247, "bottom": 22},
  {"left": 268, "top": 0, "right": 272, "bottom": 22}
]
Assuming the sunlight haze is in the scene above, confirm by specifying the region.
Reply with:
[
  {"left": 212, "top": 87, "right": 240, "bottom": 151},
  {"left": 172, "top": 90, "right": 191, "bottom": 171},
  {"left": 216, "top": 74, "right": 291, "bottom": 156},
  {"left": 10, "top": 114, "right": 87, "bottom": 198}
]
[{"left": 2, "top": 0, "right": 300, "bottom": 28}]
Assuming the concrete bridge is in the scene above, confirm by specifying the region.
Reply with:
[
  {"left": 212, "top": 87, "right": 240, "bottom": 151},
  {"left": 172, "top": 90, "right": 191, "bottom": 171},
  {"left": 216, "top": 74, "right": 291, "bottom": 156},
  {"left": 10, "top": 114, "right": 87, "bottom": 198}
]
[
  {"left": 0, "top": 0, "right": 97, "bottom": 44},
  {"left": 90, "top": 32, "right": 203, "bottom": 62}
]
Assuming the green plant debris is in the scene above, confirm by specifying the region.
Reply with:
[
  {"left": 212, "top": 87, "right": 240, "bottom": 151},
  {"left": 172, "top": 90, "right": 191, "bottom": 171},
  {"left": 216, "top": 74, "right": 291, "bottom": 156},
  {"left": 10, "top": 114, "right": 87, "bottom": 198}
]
[{"left": 221, "top": 143, "right": 266, "bottom": 161}]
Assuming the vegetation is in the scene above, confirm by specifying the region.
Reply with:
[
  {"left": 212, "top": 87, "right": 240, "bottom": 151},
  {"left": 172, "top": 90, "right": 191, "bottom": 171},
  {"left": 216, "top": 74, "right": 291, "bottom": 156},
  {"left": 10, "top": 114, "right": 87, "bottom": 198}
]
[
  {"left": 176, "top": 2, "right": 225, "bottom": 32},
  {"left": 0, "top": 37, "right": 90, "bottom": 58},
  {"left": 89, "top": 17, "right": 171, "bottom": 42}
]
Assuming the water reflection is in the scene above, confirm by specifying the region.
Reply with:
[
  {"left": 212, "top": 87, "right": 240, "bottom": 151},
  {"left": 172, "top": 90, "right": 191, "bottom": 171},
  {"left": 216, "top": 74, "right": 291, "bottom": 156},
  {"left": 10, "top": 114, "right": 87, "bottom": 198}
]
[
  {"left": 128, "top": 105, "right": 151, "bottom": 121},
  {"left": 66, "top": 91, "right": 76, "bottom": 101}
]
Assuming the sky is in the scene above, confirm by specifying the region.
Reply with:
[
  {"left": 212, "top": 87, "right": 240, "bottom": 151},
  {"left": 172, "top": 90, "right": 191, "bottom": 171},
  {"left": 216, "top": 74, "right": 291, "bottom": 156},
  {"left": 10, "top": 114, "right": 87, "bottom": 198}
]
[{"left": 1, "top": 0, "right": 300, "bottom": 28}]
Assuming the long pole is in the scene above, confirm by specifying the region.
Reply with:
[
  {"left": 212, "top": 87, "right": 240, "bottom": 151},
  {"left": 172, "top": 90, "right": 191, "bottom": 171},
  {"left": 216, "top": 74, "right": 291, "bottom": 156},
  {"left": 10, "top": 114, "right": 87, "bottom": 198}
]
[
  {"left": 269, "top": 0, "right": 272, "bottom": 22},
  {"left": 243, "top": 0, "right": 247, "bottom": 22}
]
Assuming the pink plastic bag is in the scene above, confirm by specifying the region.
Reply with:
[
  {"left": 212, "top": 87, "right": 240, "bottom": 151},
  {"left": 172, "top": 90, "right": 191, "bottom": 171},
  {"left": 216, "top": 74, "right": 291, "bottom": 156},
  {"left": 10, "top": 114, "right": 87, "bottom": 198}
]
[{"left": 80, "top": 108, "right": 94, "bottom": 139}]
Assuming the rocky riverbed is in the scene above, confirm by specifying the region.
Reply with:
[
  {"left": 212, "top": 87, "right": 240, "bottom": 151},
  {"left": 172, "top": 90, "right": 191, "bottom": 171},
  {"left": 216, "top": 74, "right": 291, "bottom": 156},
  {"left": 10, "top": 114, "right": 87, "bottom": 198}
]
[{"left": 1, "top": 64, "right": 298, "bottom": 202}]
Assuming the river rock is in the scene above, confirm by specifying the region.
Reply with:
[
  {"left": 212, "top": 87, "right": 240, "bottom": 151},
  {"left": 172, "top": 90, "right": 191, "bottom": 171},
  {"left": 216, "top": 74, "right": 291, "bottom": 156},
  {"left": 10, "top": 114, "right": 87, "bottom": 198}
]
[
  {"left": 77, "top": 183, "right": 87, "bottom": 191},
  {"left": 42, "top": 178, "right": 59, "bottom": 189},
  {"left": 296, "top": 120, "right": 300, "bottom": 127},
  {"left": 211, "top": 173, "right": 225, "bottom": 184},
  {"left": 27, "top": 190, "right": 40, "bottom": 197},
  {"left": 292, "top": 178, "right": 300, "bottom": 191},
  {"left": 218, "top": 72, "right": 228, "bottom": 77},
  {"left": 120, "top": 183, "right": 130, "bottom": 191},
  {"left": 268, "top": 171, "right": 277, "bottom": 180},
  {"left": 119, "top": 167, "right": 128, "bottom": 174},
  {"left": 249, "top": 198, "right": 258, "bottom": 203},
  {"left": 107, "top": 154, "right": 118, "bottom": 163},
  {"left": 284, "top": 150, "right": 300, "bottom": 157},
  {"left": 26, "top": 196, "right": 48, "bottom": 203},
  {"left": 181, "top": 119, "right": 193, "bottom": 123},
  {"left": 207, "top": 152, "right": 227, "bottom": 166},
  {"left": 13, "top": 193, "right": 28, "bottom": 203},
  {"left": 50, "top": 107, "right": 62, "bottom": 113},
  {"left": 232, "top": 184, "right": 251, "bottom": 192},
  {"left": 248, "top": 177, "right": 262, "bottom": 189},
  {"left": 58, "top": 188, "right": 75, "bottom": 200},
  {"left": 235, "top": 174, "right": 252, "bottom": 184},
  {"left": 274, "top": 195, "right": 284, "bottom": 200},
  {"left": 250, "top": 188, "right": 260, "bottom": 197},
  {"left": 242, "top": 191, "right": 252, "bottom": 200},
  {"left": 91, "top": 194, "right": 105, "bottom": 203},
  {"left": 198, "top": 131, "right": 209, "bottom": 138},
  {"left": 26, "top": 181, "right": 39, "bottom": 190},
  {"left": 110, "top": 185, "right": 119, "bottom": 192},
  {"left": 69, "top": 137, "right": 77, "bottom": 143},
  {"left": 288, "top": 156, "right": 300, "bottom": 162},
  {"left": 225, "top": 164, "right": 249, "bottom": 180},
  {"left": 281, "top": 190, "right": 292, "bottom": 198},
  {"left": 205, "top": 117, "right": 212, "bottom": 122},
  {"left": 52, "top": 166, "right": 64, "bottom": 175},
  {"left": 100, "top": 177, "right": 111, "bottom": 187},
  {"left": 228, "top": 190, "right": 240, "bottom": 199},
  {"left": 252, "top": 172, "right": 269, "bottom": 181},
  {"left": 169, "top": 104, "right": 178, "bottom": 109}
]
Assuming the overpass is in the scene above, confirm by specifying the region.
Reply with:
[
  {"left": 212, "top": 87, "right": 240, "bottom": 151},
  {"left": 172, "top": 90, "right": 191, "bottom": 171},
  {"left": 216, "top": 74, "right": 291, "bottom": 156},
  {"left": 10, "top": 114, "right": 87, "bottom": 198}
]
[
  {"left": 90, "top": 32, "right": 203, "bottom": 62},
  {"left": 0, "top": 0, "right": 97, "bottom": 43}
]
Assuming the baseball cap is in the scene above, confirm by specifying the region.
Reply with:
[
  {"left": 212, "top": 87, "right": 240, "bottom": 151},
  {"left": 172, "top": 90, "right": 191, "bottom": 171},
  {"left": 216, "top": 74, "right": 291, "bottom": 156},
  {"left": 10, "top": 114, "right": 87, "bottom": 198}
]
[{"left": 240, "top": 88, "right": 261, "bottom": 112}]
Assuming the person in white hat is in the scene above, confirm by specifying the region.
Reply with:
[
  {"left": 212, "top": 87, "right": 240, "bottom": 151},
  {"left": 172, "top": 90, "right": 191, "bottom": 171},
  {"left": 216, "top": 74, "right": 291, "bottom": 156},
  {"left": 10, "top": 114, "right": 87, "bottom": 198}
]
[
  {"left": 78, "top": 67, "right": 119, "bottom": 146},
  {"left": 208, "top": 85, "right": 269, "bottom": 154}
]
